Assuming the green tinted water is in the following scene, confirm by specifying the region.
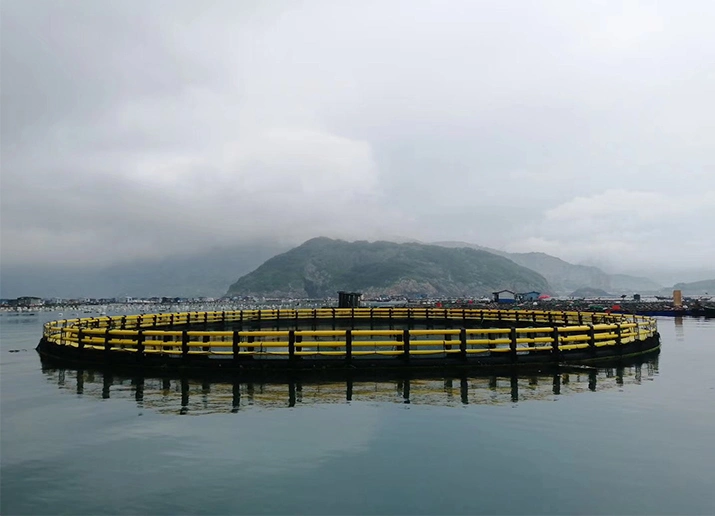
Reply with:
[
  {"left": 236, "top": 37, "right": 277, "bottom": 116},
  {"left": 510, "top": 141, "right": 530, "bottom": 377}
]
[{"left": 1, "top": 313, "right": 714, "bottom": 515}]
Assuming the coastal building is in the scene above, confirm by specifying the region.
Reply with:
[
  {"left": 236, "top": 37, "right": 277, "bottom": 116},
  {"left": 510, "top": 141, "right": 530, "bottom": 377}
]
[
  {"left": 10, "top": 297, "right": 44, "bottom": 307},
  {"left": 492, "top": 290, "right": 516, "bottom": 303},
  {"left": 517, "top": 291, "right": 541, "bottom": 301},
  {"left": 338, "top": 291, "right": 362, "bottom": 308}
]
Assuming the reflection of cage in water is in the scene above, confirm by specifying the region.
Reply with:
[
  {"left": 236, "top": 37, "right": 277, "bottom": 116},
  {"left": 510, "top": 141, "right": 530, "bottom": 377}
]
[{"left": 41, "top": 355, "right": 659, "bottom": 416}]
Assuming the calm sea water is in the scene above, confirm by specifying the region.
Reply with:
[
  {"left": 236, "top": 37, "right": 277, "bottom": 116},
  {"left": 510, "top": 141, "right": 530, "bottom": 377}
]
[{"left": 1, "top": 312, "right": 714, "bottom": 515}]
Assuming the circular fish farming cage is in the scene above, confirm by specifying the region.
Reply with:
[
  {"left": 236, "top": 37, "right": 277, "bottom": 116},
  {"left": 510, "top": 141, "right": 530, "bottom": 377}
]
[{"left": 37, "top": 307, "right": 660, "bottom": 372}]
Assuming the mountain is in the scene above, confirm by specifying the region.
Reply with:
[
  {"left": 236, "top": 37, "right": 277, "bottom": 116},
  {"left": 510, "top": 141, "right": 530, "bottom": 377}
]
[
  {"left": 501, "top": 252, "right": 611, "bottom": 293},
  {"left": 227, "top": 237, "right": 551, "bottom": 298},
  {"left": 608, "top": 274, "right": 662, "bottom": 293},
  {"left": 433, "top": 242, "right": 661, "bottom": 295},
  {"left": 0, "top": 243, "right": 288, "bottom": 299},
  {"left": 672, "top": 279, "right": 715, "bottom": 296},
  {"left": 569, "top": 287, "right": 612, "bottom": 298}
]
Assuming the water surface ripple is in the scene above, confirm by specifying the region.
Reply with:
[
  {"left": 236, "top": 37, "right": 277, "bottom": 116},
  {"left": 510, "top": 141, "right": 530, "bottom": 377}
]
[{"left": 2, "top": 312, "right": 714, "bottom": 515}]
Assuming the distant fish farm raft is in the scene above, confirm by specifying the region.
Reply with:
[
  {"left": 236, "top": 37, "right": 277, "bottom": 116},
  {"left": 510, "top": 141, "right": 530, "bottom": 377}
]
[{"left": 37, "top": 308, "right": 660, "bottom": 371}]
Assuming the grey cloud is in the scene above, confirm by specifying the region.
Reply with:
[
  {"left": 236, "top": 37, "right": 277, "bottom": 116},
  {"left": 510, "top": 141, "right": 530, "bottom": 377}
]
[{"left": 1, "top": 0, "right": 714, "bottom": 279}]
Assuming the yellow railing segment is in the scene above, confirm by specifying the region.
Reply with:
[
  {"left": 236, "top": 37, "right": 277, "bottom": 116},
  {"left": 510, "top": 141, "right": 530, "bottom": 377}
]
[{"left": 42, "top": 308, "right": 658, "bottom": 360}]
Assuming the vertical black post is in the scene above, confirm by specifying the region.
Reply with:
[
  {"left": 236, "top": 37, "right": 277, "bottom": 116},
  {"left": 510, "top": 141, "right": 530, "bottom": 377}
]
[
  {"left": 345, "top": 329, "right": 352, "bottom": 364},
  {"left": 588, "top": 324, "right": 596, "bottom": 356},
  {"left": 134, "top": 376, "right": 144, "bottom": 404},
  {"left": 182, "top": 330, "right": 189, "bottom": 360},
  {"left": 288, "top": 329, "right": 296, "bottom": 361},
  {"left": 202, "top": 379, "right": 210, "bottom": 397},
  {"left": 232, "top": 330, "right": 240, "bottom": 361},
  {"left": 180, "top": 377, "right": 189, "bottom": 414},
  {"left": 403, "top": 329, "right": 410, "bottom": 362},
  {"left": 616, "top": 366, "right": 625, "bottom": 386},
  {"left": 552, "top": 373, "right": 561, "bottom": 395},
  {"left": 346, "top": 376, "right": 353, "bottom": 401},
  {"left": 76, "top": 368, "right": 84, "bottom": 395},
  {"left": 459, "top": 328, "right": 467, "bottom": 362},
  {"left": 232, "top": 380, "right": 240, "bottom": 413},
  {"left": 136, "top": 330, "right": 145, "bottom": 361},
  {"left": 510, "top": 326, "right": 517, "bottom": 363},
  {"left": 395, "top": 331, "right": 403, "bottom": 353},
  {"left": 103, "top": 328, "right": 111, "bottom": 358},
  {"left": 551, "top": 327, "right": 560, "bottom": 361},
  {"left": 288, "top": 379, "right": 296, "bottom": 407},
  {"left": 460, "top": 376, "right": 469, "bottom": 404},
  {"left": 102, "top": 373, "right": 112, "bottom": 399},
  {"left": 403, "top": 378, "right": 411, "bottom": 404},
  {"left": 510, "top": 374, "right": 519, "bottom": 402},
  {"left": 588, "top": 370, "right": 597, "bottom": 391},
  {"left": 578, "top": 312, "right": 583, "bottom": 325},
  {"left": 77, "top": 328, "right": 84, "bottom": 354}
]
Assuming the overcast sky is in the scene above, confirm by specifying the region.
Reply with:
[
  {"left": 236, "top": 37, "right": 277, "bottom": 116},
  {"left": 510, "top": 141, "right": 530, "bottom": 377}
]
[{"left": 2, "top": 0, "right": 713, "bottom": 279}]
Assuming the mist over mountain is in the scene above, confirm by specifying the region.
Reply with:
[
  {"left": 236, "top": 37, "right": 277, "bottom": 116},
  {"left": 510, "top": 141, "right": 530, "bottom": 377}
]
[
  {"left": 433, "top": 241, "right": 662, "bottom": 295},
  {"left": 0, "top": 243, "right": 288, "bottom": 299},
  {"left": 672, "top": 279, "right": 715, "bottom": 296},
  {"left": 3, "top": 1, "right": 714, "bottom": 304},
  {"left": 227, "top": 237, "right": 550, "bottom": 298},
  {"left": 3, "top": 235, "right": 710, "bottom": 301}
]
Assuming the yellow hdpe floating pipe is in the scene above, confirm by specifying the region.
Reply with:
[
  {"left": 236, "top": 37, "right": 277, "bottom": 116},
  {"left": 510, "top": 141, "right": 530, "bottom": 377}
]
[{"left": 41, "top": 308, "right": 658, "bottom": 363}]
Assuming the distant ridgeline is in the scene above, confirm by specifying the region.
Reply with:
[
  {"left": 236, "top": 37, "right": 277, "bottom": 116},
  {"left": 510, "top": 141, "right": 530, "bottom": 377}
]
[
  {"left": 672, "top": 279, "right": 715, "bottom": 296},
  {"left": 433, "top": 242, "right": 663, "bottom": 295},
  {"left": 226, "top": 237, "right": 550, "bottom": 298}
]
